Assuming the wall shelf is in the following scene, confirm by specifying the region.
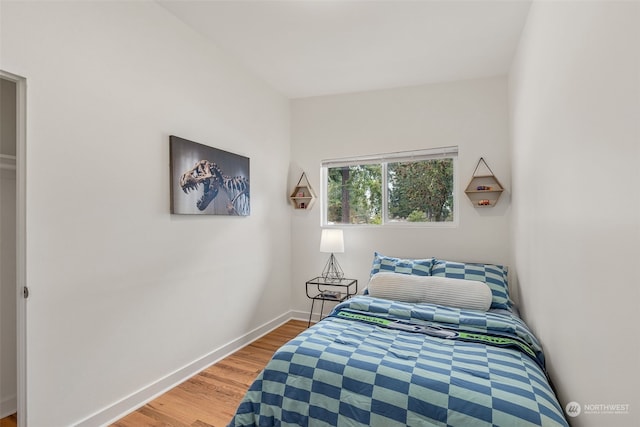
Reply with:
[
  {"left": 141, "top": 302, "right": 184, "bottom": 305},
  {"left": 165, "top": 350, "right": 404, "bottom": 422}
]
[
  {"left": 290, "top": 172, "right": 316, "bottom": 210},
  {"left": 465, "top": 158, "right": 503, "bottom": 207}
]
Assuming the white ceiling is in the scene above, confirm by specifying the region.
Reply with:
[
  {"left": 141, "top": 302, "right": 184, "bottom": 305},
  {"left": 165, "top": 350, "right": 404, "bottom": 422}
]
[{"left": 158, "top": 0, "right": 532, "bottom": 99}]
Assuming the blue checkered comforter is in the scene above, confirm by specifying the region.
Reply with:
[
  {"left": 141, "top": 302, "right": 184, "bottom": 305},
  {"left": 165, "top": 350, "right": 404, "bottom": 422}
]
[{"left": 230, "top": 296, "right": 568, "bottom": 427}]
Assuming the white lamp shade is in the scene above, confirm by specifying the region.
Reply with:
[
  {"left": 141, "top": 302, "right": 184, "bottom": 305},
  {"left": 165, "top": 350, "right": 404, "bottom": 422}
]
[{"left": 320, "top": 229, "right": 344, "bottom": 253}]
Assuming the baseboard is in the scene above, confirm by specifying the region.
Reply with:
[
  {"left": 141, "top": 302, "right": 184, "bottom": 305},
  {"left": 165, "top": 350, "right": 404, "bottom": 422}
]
[
  {"left": 74, "top": 310, "right": 296, "bottom": 427},
  {"left": 291, "top": 309, "right": 328, "bottom": 324},
  {"left": 290, "top": 309, "right": 316, "bottom": 323},
  {"left": 0, "top": 394, "right": 17, "bottom": 419}
]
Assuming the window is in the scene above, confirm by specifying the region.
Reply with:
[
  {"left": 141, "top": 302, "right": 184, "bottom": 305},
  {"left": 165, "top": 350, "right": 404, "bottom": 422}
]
[{"left": 322, "top": 147, "right": 458, "bottom": 226}]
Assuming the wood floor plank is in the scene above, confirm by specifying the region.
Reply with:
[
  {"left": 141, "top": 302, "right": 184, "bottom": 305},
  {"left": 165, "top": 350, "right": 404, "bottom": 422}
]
[
  {"left": 111, "top": 320, "right": 307, "bottom": 427},
  {"left": 0, "top": 414, "right": 17, "bottom": 427},
  {"left": 111, "top": 409, "right": 165, "bottom": 427}
]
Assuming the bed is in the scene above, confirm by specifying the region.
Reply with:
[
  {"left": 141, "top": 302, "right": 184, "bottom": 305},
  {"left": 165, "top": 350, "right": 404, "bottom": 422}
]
[{"left": 229, "top": 254, "right": 569, "bottom": 427}]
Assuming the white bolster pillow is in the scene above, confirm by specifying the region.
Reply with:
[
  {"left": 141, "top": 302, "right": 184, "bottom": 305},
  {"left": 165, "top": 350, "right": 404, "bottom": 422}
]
[{"left": 367, "top": 272, "right": 492, "bottom": 311}]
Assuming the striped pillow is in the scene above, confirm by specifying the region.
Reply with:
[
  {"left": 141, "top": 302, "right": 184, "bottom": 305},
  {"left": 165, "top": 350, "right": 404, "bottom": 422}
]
[
  {"left": 367, "top": 272, "right": 492, "bottom": 311},
  {"left": 431, "top": 259, "right": 512, "bottom": 310},
  {"left": 370, "top": 252, "right": 433, "bottom": 277}
]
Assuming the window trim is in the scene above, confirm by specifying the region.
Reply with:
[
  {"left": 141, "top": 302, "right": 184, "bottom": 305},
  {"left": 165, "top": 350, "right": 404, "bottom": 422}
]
[{"left": 321, "top": 147, "right": 459, "bottom": 227}]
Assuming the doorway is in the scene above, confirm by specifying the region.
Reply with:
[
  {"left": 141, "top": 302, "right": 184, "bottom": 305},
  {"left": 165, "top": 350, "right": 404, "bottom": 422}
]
[{"left": 0, "top": 71, "right": 26, "bottom": 427}]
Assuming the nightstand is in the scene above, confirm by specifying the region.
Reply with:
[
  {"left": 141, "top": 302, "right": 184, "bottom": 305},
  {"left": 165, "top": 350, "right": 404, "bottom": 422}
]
[{"left": 306, "top": 276, "right": 358, "bottom": 326}]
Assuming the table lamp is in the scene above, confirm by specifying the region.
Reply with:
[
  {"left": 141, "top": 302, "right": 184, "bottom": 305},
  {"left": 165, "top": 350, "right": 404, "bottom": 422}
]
[{"left": 320, "top": 229, "right": 344, "bottom": 281}]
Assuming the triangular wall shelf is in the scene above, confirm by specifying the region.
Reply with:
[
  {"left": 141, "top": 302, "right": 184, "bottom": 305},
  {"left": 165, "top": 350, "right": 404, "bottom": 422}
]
[
  {"left": 464, "top": 158, "right": 504, "bottom": 207},
  {"left": 290, "top": 172, "right": 316, "bottom": 210}
]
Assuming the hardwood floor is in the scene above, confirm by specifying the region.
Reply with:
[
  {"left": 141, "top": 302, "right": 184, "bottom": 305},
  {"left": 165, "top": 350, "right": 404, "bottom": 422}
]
[
  {"left": 0, "top": 413, "right": 17, "bottom": 427},
  {"left": 111, "top": 319, "right": 308, "bottom": 427}
]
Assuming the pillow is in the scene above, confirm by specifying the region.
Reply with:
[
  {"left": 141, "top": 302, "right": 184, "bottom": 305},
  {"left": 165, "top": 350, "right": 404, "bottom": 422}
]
[
  {"left": 370, "top": 252, "right": 433, "bottom": 277},
  {"left": 431, "top": 259, "right": 512, "bottom": 310},
  {"left": 367, "top": 272, "right": 492, "bottom": 311}
]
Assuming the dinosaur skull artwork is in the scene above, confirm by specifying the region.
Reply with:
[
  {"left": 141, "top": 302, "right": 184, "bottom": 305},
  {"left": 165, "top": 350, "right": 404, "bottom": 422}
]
[
  {"left": 170, "top": 135, "right": 251, "bottom": 216},
  {"left": 179, "top": 160, "right": 221, "bottom": 211}
]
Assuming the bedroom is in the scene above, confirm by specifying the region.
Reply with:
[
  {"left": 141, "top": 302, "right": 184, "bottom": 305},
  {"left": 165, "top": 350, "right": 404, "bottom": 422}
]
[{"left": 0, "top": 1, "right": 637, "bottom": 426}]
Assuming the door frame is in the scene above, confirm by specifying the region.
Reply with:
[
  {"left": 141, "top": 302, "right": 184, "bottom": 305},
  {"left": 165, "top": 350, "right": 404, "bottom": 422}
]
[{"left": 1, "top": 69, "right": 27, "bottom": 427}]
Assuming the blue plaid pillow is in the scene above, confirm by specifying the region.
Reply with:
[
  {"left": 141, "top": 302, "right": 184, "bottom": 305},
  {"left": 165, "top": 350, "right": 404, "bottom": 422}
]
[
  {"left": 370, "top": 252, "right": 433, "bottom": 277},
  {"left": 431, "top": 259, "right": 512, "bottom": 310}
]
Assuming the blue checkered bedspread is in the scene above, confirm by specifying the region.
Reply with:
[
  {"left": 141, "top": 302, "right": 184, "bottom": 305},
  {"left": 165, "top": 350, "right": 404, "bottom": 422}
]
[{"left": 229, "top": 296, "right": 568, "bottom": 427}]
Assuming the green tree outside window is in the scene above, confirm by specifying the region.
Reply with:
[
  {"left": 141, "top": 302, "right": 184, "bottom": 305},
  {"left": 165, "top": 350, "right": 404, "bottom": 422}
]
[{"left": 324, "top": 149, "right": 456, "bottom": 225}]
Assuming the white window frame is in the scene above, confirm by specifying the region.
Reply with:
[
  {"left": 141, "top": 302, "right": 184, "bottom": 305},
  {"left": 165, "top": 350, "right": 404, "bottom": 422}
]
[{"left": 321, "top": 146, "right": 459, "bottom": 227}]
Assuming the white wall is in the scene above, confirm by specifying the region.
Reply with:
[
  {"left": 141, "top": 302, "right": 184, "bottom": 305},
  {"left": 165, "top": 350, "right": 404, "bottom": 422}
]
[
  {"left": 509, "top": 2, "right": 639, "bottom": 426},
  {"left": 1, "top": 1, "right": 290, "bottom": 425},
  {"left": 290, "top": 76, "right": 512, "bottom": 316},
  {"left": 0, "top": 78, "right": 17, "bottom": 418}
]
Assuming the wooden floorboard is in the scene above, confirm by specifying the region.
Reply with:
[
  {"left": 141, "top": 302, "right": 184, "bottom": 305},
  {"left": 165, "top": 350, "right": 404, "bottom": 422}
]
[
  {"left": 0, "top": 413, "right": 17, "bottom": 427},
  {"left": 111, "top": 319, "right": 307, "bottom": 427}
]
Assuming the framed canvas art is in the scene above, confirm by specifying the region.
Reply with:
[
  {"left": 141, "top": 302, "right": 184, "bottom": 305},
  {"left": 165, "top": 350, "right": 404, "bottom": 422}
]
[{"left": 170, "top": 135, "right": 250, "bottom": 216}]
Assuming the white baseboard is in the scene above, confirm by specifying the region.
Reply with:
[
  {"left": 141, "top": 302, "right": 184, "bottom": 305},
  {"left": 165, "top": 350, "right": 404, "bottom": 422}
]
[
  {"left": 290, "top": 309, "right": 307, "bottom": 320},
  {"left": 0, "top": 394, "right": 17, "bottom": 419},
  {"left": 291, "top": 309, "right": 329, "bottom": 325},
  {"left": 74, "top": 310, "right": 296, "bottom": 427}
]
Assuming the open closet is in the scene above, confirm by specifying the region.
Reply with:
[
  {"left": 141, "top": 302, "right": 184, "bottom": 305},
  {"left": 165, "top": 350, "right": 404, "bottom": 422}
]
[{"left": 0, "top": 76, "right": 17, "bottom": 423}]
